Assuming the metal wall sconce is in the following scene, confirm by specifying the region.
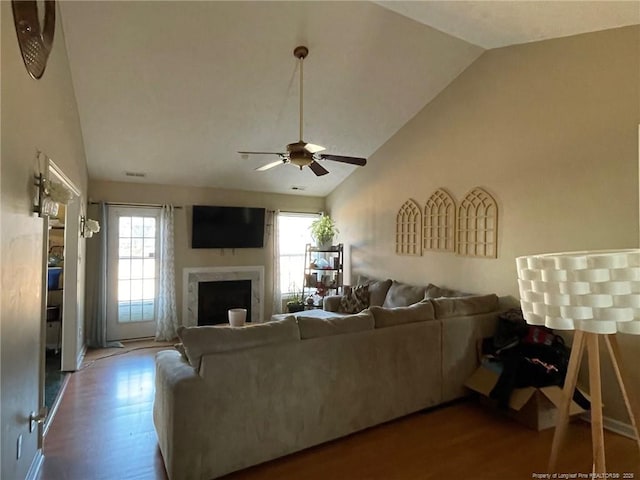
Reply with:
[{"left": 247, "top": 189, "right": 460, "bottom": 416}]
[
  {"left": 33, "top": 173, "right": 59, "bottom": 217},
  {"left": 33, "top": 147, "right": 75, "bottom": 217},
  {"left": 80, "top": 216, "right": 100, "bottom": 238}
]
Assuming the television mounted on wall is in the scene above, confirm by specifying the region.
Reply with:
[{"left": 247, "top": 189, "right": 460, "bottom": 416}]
[{"left": 191, "top": 205, "right": 266, "bottom": 249}]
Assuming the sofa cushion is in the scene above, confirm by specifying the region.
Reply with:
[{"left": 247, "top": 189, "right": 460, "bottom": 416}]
[
  {"left": 431, "top": 294, "right": 499, "bottom": 319},
  {"left": 297, "top": 311, "right": 374, "bottom": 339},
  {"left": 272, "top": 309, "right": 350, "bottom": 322},
  {"left": 370, "top": 301, "right": 435, "bottom": 328},
  {"left": 176, "top": 316, "right": 300, "bottom": 368},
  {"left": 425, "top": 285, "right": 470, "bottom": 298},
  {"left": 348, "top": 277, "right": 393, "bottom": 307},
  {"left": 322, "top": 295, "right": 343, "bottom": 312},
  {"left": 383, "top": 281, "right": 433, "bottom": 308},
  {"left": 365, "top": 279, "right": 393, "bottom": 307},
  {"left": 339, "top": 284, "right": 369, "bottom": 313}
]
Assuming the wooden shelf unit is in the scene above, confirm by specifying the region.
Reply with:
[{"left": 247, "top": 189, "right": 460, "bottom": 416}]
[{"left": 302, "top": 243, "right": 343, "bottom": 309}]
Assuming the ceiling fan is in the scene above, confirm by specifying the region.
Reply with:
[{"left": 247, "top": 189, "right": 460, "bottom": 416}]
[{"left": 238, "top": 46, "right": 367, "bottom": 177}]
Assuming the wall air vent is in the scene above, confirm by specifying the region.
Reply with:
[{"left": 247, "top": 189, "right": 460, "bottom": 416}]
[
  {"left": 291, "top": 186, "right": 306, "bottom": 191},
  {"left": 125, "top": 171, "right": 146, "bottom": 178}
]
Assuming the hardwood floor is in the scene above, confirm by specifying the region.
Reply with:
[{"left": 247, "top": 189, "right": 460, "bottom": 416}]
[
  {"left": 38, "top": 345, "right": 169, "bottom": 480},
  {"left": 38, "top": 345, "right": 640, "bottom": 480}
]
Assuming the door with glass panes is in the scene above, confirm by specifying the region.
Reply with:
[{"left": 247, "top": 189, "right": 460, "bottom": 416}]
[{"left": 106, "top": 207, "right": 159, "bottom": 341}]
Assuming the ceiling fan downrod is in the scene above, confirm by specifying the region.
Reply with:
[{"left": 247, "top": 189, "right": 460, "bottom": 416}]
[{"left": 294, "top": 46, "right": 308, "bottom": 142}]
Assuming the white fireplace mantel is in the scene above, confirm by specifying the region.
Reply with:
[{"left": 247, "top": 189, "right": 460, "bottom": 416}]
[{"left": 183, "top": 266, "right": 265, "bottom": 326}]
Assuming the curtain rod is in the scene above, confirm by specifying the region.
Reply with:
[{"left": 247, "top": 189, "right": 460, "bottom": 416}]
[
  {"left": 89, "top": 201, "right": 183, "bottom": 209},
  {"left": 88, "top": 203, "right": 318, "bottom": 213},
  {"left": 278, "top": 210, "right": 323, "bottom": 215}
]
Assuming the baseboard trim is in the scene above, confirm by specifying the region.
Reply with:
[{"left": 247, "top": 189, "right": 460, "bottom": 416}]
[
  {"left": 580, "top": 413, "right": 637, "bottom": 440},
  {"left": 43, "top": 373, "right": 71, "bottom": 437},
  {"left": 603, "top": 416, "right": 637, "bottom": 439},
  {"left": 76, "top": 343, "right": 87, "bottom": 370},
  {"left": 26, "top": 449, "right": 44, "bottom": 480},
  {"left": 122, "top": 336, "right": 155, "bottom": 343}
]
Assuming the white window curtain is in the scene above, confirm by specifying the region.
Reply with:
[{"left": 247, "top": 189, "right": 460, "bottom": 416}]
[
  {"left": 270, "top": 210, "right": 283, "bottom": 315},
  {"left": 155, "top": 204, "right": 178, "bottom": 340},
  {"left": 86, "top": 202, "right": 122, "bottom": 348}
]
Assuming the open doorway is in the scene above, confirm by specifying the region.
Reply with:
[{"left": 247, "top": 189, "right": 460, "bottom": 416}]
[
  {"left": 40, "top": 160, "right": 83, "bottom": 434},
  {"left": 44, "top": 203, "right": 66, "bottom": 412}
]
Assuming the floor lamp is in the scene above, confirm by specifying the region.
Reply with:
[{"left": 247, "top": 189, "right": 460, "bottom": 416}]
[{"left": 516, "top": 250, "right": 640, "bottom": 474}]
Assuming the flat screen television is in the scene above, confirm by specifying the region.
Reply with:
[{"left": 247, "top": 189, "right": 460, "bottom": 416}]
[{"left": 191, "top": 205, "right": 266, "bottom": 249}]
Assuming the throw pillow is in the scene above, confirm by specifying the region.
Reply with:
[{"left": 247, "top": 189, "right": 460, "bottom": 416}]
[
  {"left": 339, "top": 284, "right": 369, "bottom": 313},
  {"left": 174, "top": 343, "right": 188, "bottom": 361}
]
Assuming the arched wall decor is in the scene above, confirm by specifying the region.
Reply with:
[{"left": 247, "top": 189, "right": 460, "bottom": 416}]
[
  {"left": 396, "top": 199, "right": 422, "bottom": 256},
  {"left": 423, "top": 188, "right": 456, "bottom": 252},
  {"left": 456, "top": 187, "right": 498, "bottom": 258}
]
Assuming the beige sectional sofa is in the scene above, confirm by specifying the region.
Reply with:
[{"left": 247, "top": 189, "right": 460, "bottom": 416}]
[{"left": 153, "top": 280, "right": 502, "bottom": 480}]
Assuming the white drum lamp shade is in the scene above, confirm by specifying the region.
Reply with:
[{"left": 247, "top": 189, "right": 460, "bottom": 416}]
[
  {"left": 516, "top": 249, "right": 640, "bottom": 335},
  {"left": 515, "top": 249, "right": 640, "bottom": 474}
]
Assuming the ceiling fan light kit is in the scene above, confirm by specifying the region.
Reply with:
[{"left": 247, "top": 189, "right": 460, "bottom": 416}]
[{"left": 239, "top": 46, "right": 367, "bottom": 176}]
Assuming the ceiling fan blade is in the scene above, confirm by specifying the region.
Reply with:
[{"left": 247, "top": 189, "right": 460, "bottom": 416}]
[
  {"left": 303, "top": 143, "right": 326, "bottom": 154},
  {"left": 255, "top": 159, "right": 285, "bottom": 171},
  {"left": 319, "top": 154, "right": 367, "bottom": 166},
  {"left": 308, "top": 161, "right": 329, "bottom": 177},
  {"left": 238, "top": 151, "right": 285, "bottom": 156}
]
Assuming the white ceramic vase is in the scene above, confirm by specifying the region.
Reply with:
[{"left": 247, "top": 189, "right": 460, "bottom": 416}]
[{"left": 228, "top": 308, "right": 247, "bottom": 327}]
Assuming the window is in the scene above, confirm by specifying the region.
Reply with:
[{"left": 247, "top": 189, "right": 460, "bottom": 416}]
[
  {"left": 117, "top": 214, "right": 158, "bottom": 322},
  {"left": 278, "top": 213, "right": 319, "bottom": 295}
]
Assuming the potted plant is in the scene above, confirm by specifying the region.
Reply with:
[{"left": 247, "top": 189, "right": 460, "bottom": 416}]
[
  {"left": 286, "top": 289, "right": 305, "bottom": 313},
  {"left": 310, "top": 214, "right": 338, "bottom": 249}
]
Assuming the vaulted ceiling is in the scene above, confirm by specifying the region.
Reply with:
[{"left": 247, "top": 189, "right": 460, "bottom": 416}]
[{"left": 59, "top": 1, "right": 639, "bottom": 197}]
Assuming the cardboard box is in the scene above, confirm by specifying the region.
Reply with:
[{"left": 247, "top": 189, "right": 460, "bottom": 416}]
[{"left": 464, "top": 366, "right": 587, "bottom": 431}]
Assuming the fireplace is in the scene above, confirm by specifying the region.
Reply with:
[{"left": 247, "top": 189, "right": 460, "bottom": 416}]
[
  {"left": 183, "top": 266, "right": 264, "bottom": 326},
  {"left": 198, "top": 280, "right": 252, "bottom": 325}
]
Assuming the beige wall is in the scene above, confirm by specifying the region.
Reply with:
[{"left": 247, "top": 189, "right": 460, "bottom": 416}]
[
  {"left": 1, "top": 2, "right": 89, "bottom": 478},
  {"left": 88, "top": 180, "right": 324, "bottom": 321},
  {"left": 328, "top": 27, "right": 640, "bottom": 423}
]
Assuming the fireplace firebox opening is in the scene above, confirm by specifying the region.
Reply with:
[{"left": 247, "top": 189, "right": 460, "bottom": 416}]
[{"left": 197, "top": 280, "right": 252, "bottom": 325}]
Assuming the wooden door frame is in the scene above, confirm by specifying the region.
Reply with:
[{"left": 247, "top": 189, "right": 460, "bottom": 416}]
[
  {"left": 106, "top": 205, "right": 160, "bottom": 341},
  {"left": 40, "top": 161, "right": 83, "bottom": 439},
  {"left": 47, "top": 162, "right": 82, "bottom": 371}
]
